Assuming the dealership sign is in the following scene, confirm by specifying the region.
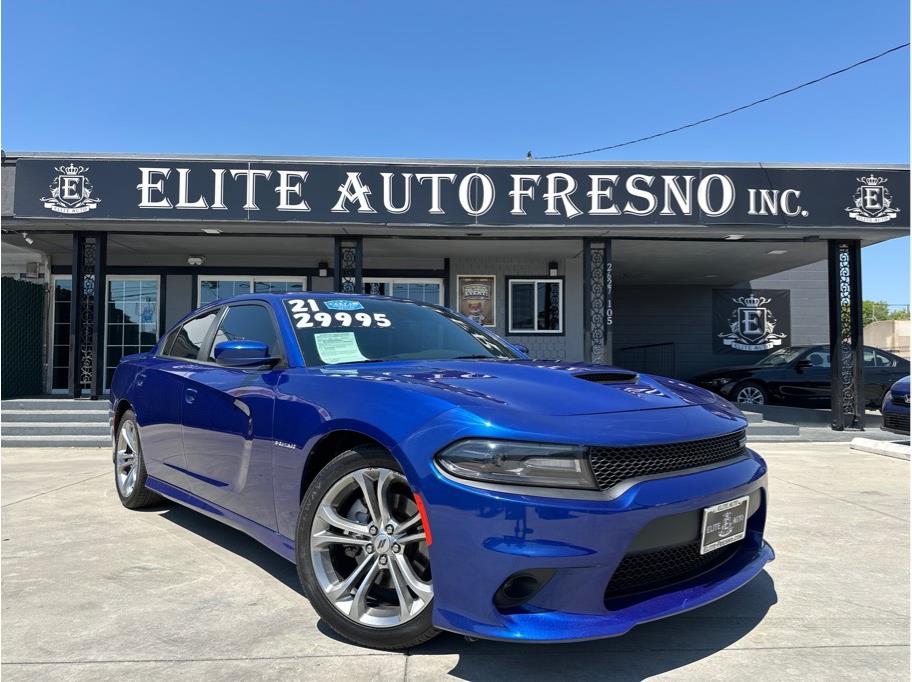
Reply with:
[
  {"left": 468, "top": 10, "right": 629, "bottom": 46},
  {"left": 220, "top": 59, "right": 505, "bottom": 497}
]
[{"left": 12, "top": 158, "right": 909, "bottom": 228}]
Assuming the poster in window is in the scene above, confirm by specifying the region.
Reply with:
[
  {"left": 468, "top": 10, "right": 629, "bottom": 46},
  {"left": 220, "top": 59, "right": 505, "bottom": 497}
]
[
  {"left": 713, "top": 289, "right": 790, "bottom": 353},
  {"left": 457, "top": 275, "right": 496, "bottom": 327}
]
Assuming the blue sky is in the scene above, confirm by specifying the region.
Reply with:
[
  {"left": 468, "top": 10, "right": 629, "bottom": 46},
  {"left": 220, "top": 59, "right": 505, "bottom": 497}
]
[{"left": 2, "top": 1, "right": 909, "bottom": 302}]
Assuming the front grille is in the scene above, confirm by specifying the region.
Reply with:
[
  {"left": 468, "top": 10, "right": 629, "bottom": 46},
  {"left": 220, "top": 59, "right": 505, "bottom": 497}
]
[
  {"left": 892, "top": 395, "right": 910, "bottom": 407},
  {"left": 588, "top": 430, "right": 746, "bottom": 491},
  {"left": 604, "top": 540, "right": 738, "bottom": 599},
  {"left": 883, "top": 412, "right": 910, "bottom": 433}
]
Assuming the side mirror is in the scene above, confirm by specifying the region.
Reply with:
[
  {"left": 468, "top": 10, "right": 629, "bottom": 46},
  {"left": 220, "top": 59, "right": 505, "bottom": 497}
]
[
  {"left": 795, "top": 359, "right": 812, "bottom": 371},
  {"left": 213, "top": 340, "right": 279, "bottom": 368},
  {"left": 513, "top": 343, "right": 529, "bottom": 355}
]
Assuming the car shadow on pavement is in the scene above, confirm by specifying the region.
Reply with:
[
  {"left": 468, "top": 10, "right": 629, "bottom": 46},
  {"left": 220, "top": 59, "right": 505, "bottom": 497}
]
[
  {"left": 154, "top": 501, "right": 777, "bottom": 680},
  {"left": 153, "top": 503, "right": 305, "bottom": 595},
  {"left": 405, "top": 570, "right": 778, "bottom": 681}
]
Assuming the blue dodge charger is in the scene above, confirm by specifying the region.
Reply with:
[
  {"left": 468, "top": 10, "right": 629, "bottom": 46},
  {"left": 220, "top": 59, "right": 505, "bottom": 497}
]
[
  {"left": 882, "top": 376, "right": 910, "bottom": 436},
  {"left": 110, "top": 293, "right": 773, "bottom": 649}
]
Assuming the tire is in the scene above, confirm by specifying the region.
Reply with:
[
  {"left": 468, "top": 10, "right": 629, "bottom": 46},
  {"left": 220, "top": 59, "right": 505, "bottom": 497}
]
[
  {"left": 113, "top": 410, "right": 164, "bottom": 509},
  {"left": 732, "top": 381, "right": 767, "bottom": 405},
  {"left": 295, "top": 447, "right": 439, "bottom": 650}
]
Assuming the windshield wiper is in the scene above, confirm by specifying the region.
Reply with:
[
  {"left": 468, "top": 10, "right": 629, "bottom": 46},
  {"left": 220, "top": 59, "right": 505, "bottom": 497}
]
[
  {"left": 333, "top": 359, "right": 387, "bottom": 364},
  {"left": 451, "top": 355, "right": 511, "bottom": 360}
]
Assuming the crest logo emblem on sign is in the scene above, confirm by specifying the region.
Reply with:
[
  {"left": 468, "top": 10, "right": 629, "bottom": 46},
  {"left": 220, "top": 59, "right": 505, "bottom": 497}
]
[
  {"left": 41, "top": 164, "right": 101, "bottom": 214},
  {"left": 718, "top": 294, "right": 787, "bottom": 352},
  {"left": 846, "top": 174, "right": 899, "bottom": 224},
  {"left": 719, "top": 511, "right": 734, "bottom": 538}
]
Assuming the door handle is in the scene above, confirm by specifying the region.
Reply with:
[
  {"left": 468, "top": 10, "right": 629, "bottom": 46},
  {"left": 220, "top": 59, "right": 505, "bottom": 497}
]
[{"left": 184, "top": 388, "right": 198, "bottom": 405}]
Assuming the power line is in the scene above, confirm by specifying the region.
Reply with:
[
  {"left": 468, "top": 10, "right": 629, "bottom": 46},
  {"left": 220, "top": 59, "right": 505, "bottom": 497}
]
[{"left": 534, "top": 43, "right": 910, "bottom": 160}]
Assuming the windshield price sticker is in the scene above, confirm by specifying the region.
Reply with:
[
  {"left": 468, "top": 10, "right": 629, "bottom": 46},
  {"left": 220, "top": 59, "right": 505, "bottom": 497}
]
[
  {"left": 314, "top": 332, "right": 370, "bottom": 364},
  {"left": 287, "top": 299, "right": 391, "bottom": 329}
]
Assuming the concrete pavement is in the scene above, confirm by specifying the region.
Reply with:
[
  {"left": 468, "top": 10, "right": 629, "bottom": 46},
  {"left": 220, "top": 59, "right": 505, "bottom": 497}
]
[{"left": 1, "top": 443, "right": 908, "bottom": 680}]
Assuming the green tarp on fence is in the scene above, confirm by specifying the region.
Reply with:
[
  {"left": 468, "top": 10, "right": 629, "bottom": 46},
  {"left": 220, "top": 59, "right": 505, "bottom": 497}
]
[{"left": 2, "top": 277, "right": 45, "bottom": 399}]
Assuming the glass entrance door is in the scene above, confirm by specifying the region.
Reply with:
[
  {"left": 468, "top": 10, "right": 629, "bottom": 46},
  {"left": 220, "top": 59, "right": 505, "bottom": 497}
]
[
  {"left": 105, "top": 277, "right": 160, "bottom": 390},
  {"left": 49, "top": 276, "right": 73, "bottom": 391}
]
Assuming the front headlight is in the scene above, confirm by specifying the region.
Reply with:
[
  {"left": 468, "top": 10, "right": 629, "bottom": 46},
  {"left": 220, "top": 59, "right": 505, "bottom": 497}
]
[
  {"left": 708, "top": 377, "right": 733, "bottom": 387},
  {"left": 435, "top": 439, "right": 597, "bottom": 489}
]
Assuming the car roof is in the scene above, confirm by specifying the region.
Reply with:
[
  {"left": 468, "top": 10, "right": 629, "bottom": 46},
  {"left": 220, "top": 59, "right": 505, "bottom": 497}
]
[{"left": 196, "top": 291, "right": 444, "bottom": 310}]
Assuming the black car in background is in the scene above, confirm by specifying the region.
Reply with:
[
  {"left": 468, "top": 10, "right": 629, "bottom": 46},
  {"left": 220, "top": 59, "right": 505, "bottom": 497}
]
[{"left": 693, "top": 345, "right": 910, "bottom": 408}]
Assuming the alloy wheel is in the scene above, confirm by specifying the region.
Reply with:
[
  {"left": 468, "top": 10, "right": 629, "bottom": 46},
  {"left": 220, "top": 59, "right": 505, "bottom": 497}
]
[
  {"left": 309, "top": 467, "right": 432, "bottom": 628},
  {"left": 735, "top": 386, "right": 765, "bottom": 404},
  {"left": 115, "top": 420, "right": 140, "bottom": 497}
]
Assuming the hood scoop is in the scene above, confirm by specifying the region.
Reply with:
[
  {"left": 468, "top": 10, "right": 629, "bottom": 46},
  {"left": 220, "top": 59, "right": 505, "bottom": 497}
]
[{"left": 574, "top": 371, "right": 639, "bottom": 384}]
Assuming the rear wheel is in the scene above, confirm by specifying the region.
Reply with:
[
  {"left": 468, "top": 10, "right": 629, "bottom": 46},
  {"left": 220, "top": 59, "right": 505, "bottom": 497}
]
[
  {"left": 733, "top": 382, "right": 767, "bottom": 405},
  {"left": 114, "top": 410, "right": 163, "bottom": 509},
  {"left": 295, "top": 447, "right": 438, "bottom": 650}
]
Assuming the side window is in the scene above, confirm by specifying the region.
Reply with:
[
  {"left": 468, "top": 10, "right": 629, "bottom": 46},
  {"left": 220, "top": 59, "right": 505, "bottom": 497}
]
[
  {"left": 161, "top": 327, "right": 181, "bottom": 355},
  {"left": 874, "top": 350, "right": 896, "bottom": 368},
  {"left": 806, "top": 350, "right": 830, "bottom": 368},
  {"left": 209, "top": 305, "right": 279, "bottom": 360},
  {"left": 168, "top": 310, "right": 219, "bottom": 360},
  {"left": 863, "top": 348, "right": 878, "bottom": 367}
]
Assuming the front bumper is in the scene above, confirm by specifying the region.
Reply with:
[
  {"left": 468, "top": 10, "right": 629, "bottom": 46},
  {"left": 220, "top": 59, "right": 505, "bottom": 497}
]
[
  {"left": 881, "top": 393, "right": 910, "bottom": 436},
  {"left": 418, "top": 450, "right": 772, "bottom": 642},
  {"left": 881, "top": 408, "right": 910, "bottom": 435}
]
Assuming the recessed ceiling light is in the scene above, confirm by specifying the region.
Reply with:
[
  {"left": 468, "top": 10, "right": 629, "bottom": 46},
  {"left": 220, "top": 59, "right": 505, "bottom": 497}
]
[
  {"left": 768, "top": 249, "right": 788, "bottom": 255},
  {"left": 723, "top": 234, "right": 745, "bottom": 240},
  {"left": 202, "top": 228, "right": 222, "bottom": 235},
  {"left": 704, "top": 274, "right": 718, "bottom": 278}
]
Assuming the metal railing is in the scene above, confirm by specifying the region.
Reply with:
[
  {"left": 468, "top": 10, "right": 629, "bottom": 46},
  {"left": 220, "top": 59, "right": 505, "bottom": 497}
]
[{"left": 615, "top": 342, "right": 676, "bottom": 377}]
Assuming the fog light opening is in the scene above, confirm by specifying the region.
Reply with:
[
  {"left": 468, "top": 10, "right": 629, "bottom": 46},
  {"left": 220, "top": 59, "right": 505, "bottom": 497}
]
[{"left": 493, "top": 569, "right": 555, "bottom": 610}]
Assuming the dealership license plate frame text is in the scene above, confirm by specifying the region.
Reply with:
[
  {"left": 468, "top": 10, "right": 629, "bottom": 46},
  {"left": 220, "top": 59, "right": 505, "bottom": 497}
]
[{"left": 700, "top": 495, "right": 750, "bottom": 555}]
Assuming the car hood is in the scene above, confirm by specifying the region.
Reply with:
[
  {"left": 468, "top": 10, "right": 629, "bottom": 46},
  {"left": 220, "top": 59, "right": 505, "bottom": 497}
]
[
  {"left": 314, "top": 359, "right": 732, "bottom": 417},
  {"left": 890, "top": 376, "right": 911, "bottom": 398}
]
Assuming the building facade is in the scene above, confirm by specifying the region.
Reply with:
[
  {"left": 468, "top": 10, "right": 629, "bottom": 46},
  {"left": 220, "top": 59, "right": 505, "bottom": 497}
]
[{"left": 1, "top": 152, "right": 908, "bottom": 429}]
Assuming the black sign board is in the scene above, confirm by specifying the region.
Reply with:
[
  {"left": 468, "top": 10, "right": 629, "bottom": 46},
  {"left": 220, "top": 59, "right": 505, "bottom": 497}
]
[
  {"left": 713, "top": 289, "right": 791, "bottom": 354},
  {"left": 12, "top": 157, "right": 910, "bottom": 229}
]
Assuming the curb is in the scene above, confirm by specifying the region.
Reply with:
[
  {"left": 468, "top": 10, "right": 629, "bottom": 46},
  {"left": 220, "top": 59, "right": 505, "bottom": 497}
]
[{"left": 850, "top": 437, "right": 911, "bottom": 461}]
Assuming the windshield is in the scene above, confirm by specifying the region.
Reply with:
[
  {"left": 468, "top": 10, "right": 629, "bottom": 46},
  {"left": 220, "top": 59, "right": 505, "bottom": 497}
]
[
  {"left": 754, "top": 347, "right": 807, "bottom": 367},
  {"left": 283, "top": 297, "right": 519, "bottom": 366}
]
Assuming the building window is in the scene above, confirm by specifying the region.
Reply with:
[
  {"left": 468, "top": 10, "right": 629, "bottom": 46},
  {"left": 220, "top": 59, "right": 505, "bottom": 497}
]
[
  {"left": 105, "top": 277, "right": 160, "bottom": 389},
  {"left": 507, "top": 278, "right": 563, "bottom": 334},
  {"left": 363, "top": 278, "right": 443, "bottom": 305},
  {"left": 198, "top": 276, "right": 306, "bottom": 305},
  {"left": 50, "top": 276, "right": 72, "bottom": 391}
]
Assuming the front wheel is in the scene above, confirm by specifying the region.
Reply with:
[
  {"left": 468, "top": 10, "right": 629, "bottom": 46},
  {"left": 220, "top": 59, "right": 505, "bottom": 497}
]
[
  {"left": 295, "top": 448, "right": 438, "bottom": 650},
  {"left": 732, "top": 382, "right": 768, "bottom": 405}
]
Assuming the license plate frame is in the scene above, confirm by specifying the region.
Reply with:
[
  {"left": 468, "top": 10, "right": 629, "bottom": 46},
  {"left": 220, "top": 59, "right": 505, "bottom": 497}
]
[{"left": 700, "top": 495, "right": 750, "bottom": 555}]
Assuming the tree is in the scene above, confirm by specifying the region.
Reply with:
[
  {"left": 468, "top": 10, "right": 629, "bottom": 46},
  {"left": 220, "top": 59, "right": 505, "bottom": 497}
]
[{"left": 863, "top": 300, "right": 911, "bottom": 327}]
